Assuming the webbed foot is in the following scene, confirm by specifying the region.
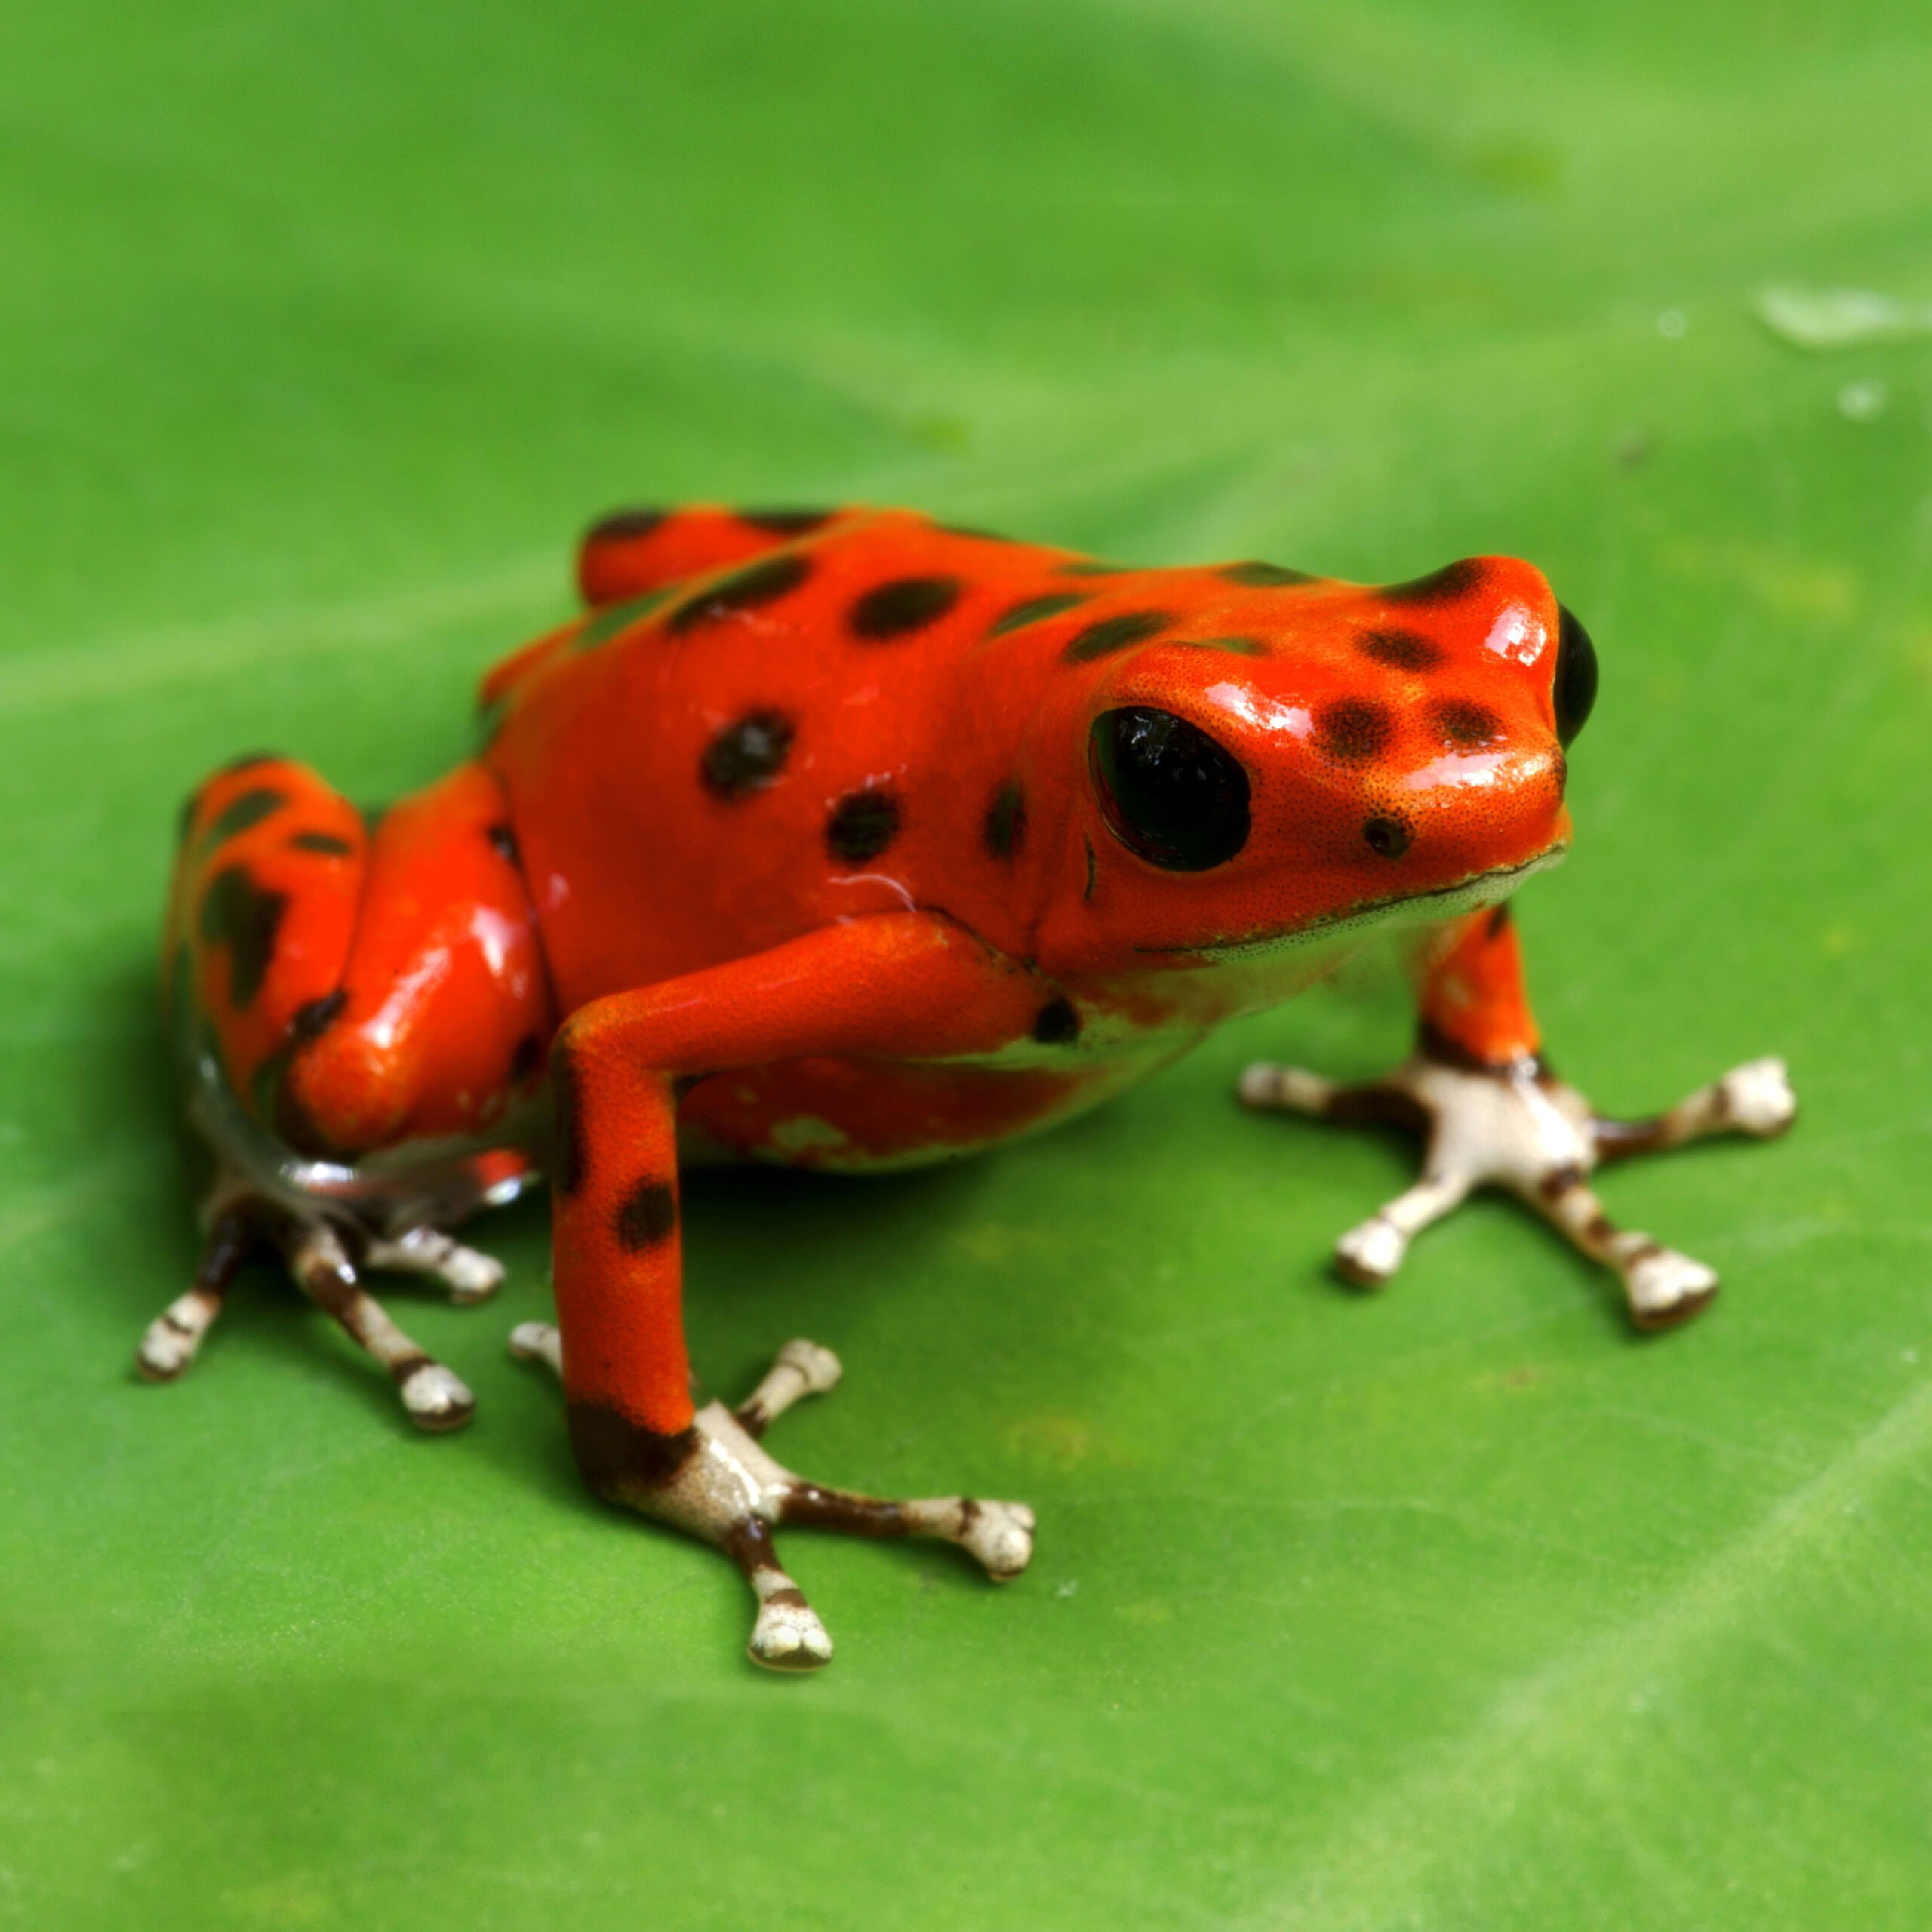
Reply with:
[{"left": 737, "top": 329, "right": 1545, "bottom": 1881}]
[
  {"left": 1240, "top": 1048, "right": 1795, "bottom": 1330},
  {"left": 511, "top": 1329, "right": 1035, "bottom": 1672}
]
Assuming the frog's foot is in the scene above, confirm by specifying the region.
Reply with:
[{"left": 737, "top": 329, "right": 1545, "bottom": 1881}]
[
  {"left": 1239, "top": 1051, "right": 1795, "bottom": 1331},
  {"left": 137, "top": 1198, "right": 479, "bottom": 1429},
  {"left": 509, "top": 1329, "right": 1036, "bottom": 1672}
]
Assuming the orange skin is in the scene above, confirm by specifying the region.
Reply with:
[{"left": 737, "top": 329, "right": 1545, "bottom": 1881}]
[{"left": 168, "top": 506, "right": 1572, "bottom": 1452}]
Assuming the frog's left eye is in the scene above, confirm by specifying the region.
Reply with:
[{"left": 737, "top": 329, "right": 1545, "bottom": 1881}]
[
  {"left": 1090, "top": 706, "right": 1251, "bottom": 871},
  {"left": 1553, "top": 605, "right": 1598, "bottom": 746}
]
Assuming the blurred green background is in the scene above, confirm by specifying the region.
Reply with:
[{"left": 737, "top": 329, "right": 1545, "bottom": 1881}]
[{"left": 3, "top": 2, "right": 1928, "bottom": 1926}]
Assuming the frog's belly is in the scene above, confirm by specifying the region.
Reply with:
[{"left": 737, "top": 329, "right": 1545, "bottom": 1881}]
[{"left": 676, "top": 1044, "right": 1189, "bottom": 1174}]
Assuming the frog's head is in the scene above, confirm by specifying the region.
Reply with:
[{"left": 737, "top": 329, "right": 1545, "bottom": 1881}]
[{"left": 1039, "top": 556, "right": 1592, "bottom": 971}]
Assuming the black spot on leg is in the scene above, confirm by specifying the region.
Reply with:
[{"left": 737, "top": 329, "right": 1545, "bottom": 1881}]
[
  {"left": 701, "top": 709, "right": 795, "bottom": 799},
  {"left": 288, "top": 829, "right": 355, "bottom": 856},
  {"left": 1317, "top": 698, "right": 1395, "bottom": 763},
  {"left": 983, "top": 780, "right": 1027, "bottom": 860},
  {"left": 1060, "top": 560, "right": 1127, "bottom": 577},
  {"left": 614, "top": 1178, "right": 678, "bottom": 1251},
  {"left": 1221, "top": 561, "right": 1314, "bottom": 586},
  {"left": 1357, "top": 629, "right": 1443, "bottom": 672},
  {"left": 849, "top": 575, "right": 962, "bottom": 641},
  {"left": 1063, "top": 610, "right": 1171, "bottom": 663},
  {"left": 509, "top": 1033, "right": 544, "bottom": 1087},
  {"left": 1432, "top": 699, "right": 1503, "bottom": 746},
  {"left": 667, "top": 553, "right": 811, "bottom": 634},
  {"left": 826, "top": 788, "right": 900, "bottom": 863},
  {"left": 197, "top": 866, "right": 287, "bottom": 1009},
  {"left": 1032, "top": 998, "right": 1080, "bottom": 1045},
  {"left": 551, "top": 1041, "right": 586, "bottom": 1197},
  {"left": 203, "top": 787, "right": 287, "bottom": 845},
  {"left": 485, "top": 822, "right": 521, "bottom": 866},
  {"left": 218, "top": 751, "right": 285, "bottom": 777},
  {"left": 740, "top": 507, "right": 832, "bottom": 535},
  {"left": 1487, "top": 904, "right": 1512, "bottom": 940},
  {"left": 1380, "top": 559, "right": 1488, "bottom": 608},
  {"left": 289, "top": 988, "right": 346, "bottom": 1043},
  {"left": 989, "top": 592, "right": 1088, "bottom": 636}
]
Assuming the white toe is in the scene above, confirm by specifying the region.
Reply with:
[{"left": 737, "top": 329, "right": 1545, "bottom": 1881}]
[
  {"left": 443, "top": 1247, "right": 505, "bottom": 1303},
  {"left": 1626, "top": 1247, "right": 1719, "bottom": 1327},
  {"left": 961, "top": 1500, "right": 1035, "bottom": 1580},
  {"left": 1724, "top": 1057, "right": 1797, "bottom": 1137},
  {"left": 137, "top": 1321, "right": 194, "bottom": 1380},
  {"left": 401, "top": 1363, "right": 475, "bottom": 1429},
  {"left": 749, "top": 1596, "right": 835, "bottom": 1672},
  {"left": 1335, "top": 1216, "right": 1405, "bottom": 1286},
  {"left": 774, "top": 1338, "right": 843, "bottom": 1395}
]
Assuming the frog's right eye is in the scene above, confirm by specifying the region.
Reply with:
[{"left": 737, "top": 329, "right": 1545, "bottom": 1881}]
[
  {"left": 1089, "top": 707, "right": 1251, "bottom": 871},
  {"left": 1553, "top": 605, "right": 1598, "bottom": 746}
]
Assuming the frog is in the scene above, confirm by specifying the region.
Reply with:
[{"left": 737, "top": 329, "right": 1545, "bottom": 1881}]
[{"left": 148, "top": 503, "right": 1795, "bottom": 1670}]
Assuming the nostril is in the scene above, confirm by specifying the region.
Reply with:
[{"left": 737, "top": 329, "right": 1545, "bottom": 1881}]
[{"left": 1364, "top": 816, "right": 1411, "bottom": 859}]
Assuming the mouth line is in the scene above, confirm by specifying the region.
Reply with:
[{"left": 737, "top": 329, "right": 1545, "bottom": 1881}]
[{"left": 1131, "top": 842, "right": 1569, "bottom": 958}]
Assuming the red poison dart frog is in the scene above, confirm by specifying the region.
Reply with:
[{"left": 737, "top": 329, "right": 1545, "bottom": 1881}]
[{"left": 151, "top": 506, "right": 1795, "bottom": 1669}]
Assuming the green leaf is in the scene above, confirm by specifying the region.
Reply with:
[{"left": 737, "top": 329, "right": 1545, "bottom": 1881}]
[{"left": 2, "top": 3, "right": 1926, "bottom": 1928}]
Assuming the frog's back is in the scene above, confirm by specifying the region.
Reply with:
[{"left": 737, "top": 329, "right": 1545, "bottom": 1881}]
[{"left": 480, "top": 506, "right": 1110, "bottom": 1011}]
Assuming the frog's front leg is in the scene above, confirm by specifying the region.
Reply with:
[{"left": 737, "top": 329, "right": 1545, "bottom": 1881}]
[
  {"left": 1241, "top": 906, "right": 1795, "bottom": 1330},
  {"left": 520, "top": 913, "right": 1050, "bottom": 1671}
]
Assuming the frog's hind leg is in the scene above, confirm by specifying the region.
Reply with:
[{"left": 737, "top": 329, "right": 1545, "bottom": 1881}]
[{"left": 154, "top": 755, "right": 552, "bottom": 1424}]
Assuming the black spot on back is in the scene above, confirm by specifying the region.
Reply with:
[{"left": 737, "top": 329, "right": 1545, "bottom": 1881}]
[
  {"left": 586, "top": 506, "right": 666, "bottom": 545},
  {"left": 1357, "top": 629, "right": 1443, "bottom": 672},
  {"left": 1060, "top": 560, "right": 1127, "bottom": 577},
  {"left": 217, "top": 751, "right": 285, "bottom": 777},
  {"left": 701, "top": 709, "right": 795, "bottom": 799},
  {"left": 198, "top": 788, "right": 286, "bottom": 848},
  {"left": 989, "top": 591, "right": 1088, "bottom": 636},
  {"left": 1432, "top": 699, "right": 1503, "bottom": 746},
  {"left": 198, "top": 866, "right": 288, "bottom": 1009},
  {"left": 668, "top": 553, "right": 811, "bottom": 634},
  {"left": 1063, "top": 609, "right": 1171, "bottom": 663},
  {"left": 551, "top": 1041, "right": 585, "bottom": 1196},
  {"left": 1032, "top": 998, "right": 1080, "bottom": 1045},
  {"left": 1221, "top": 561, "right": 1314, "bottom": 587},
  {"left": 983, "top": 780, "right": 1027, "bottom": 860},
  {"left": 288, "top": 829, "right": 355, "bottom": 857},
  {"left": 826, "top": 789, "right": 900, "bottom": 863},
  {"left": 486, "top": 823, "right": 521, "bottom": 866},
  {"left": 1317, "top": 698, "right": 1395, "bottom": 763},
  {"left": 740, "top": 507, "right": 832, "bottom": 534},
  {"left": 935, "top": 521, "right": 1008, "bottom": 542},
  {"left": 849, "top": 575, "right": 962, "bottom": 641},
  {"left": 1380, "top": 559, "right": 1488, "bottom": 608},
  {"left": 614, "top": 1178, "right": 678, "bottom": 1251},
  {"left": 290, "top": 988, "right": 346, "bottom": 1044}
]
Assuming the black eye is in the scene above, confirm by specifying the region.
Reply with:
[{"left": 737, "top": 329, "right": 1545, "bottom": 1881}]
[
  {"left": 1089, "top": 707, "right": 1251, "bottom": 871},
  {"left": 1554, "top": 605, "right": 1598, "bottom": 746}
]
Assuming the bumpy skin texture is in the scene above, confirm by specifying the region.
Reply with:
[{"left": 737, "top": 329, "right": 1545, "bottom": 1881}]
[{"left": 156, "top": 503, "right": 1794, "bottom": 1669}]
